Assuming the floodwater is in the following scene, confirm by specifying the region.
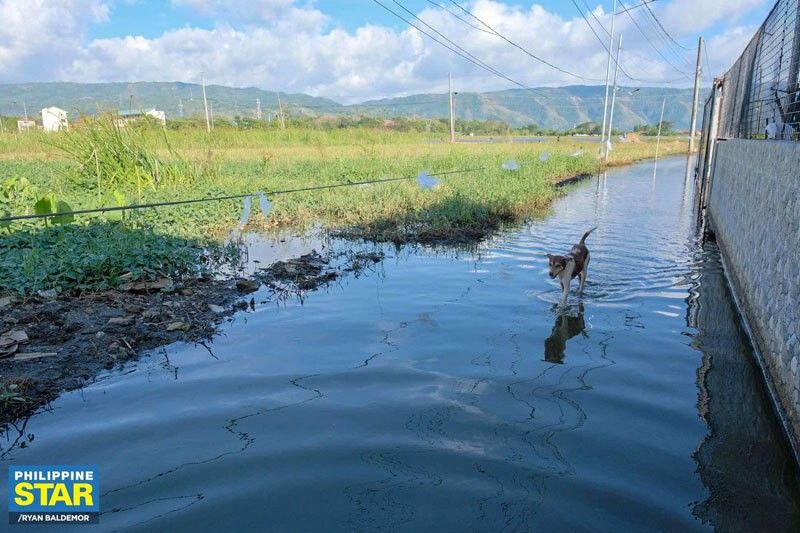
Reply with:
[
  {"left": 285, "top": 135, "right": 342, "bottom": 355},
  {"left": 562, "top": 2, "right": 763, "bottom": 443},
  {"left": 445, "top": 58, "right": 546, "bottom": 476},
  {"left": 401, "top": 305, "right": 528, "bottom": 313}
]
[{"left": 2, "top": 156, "right": 799, "bottom": 531}]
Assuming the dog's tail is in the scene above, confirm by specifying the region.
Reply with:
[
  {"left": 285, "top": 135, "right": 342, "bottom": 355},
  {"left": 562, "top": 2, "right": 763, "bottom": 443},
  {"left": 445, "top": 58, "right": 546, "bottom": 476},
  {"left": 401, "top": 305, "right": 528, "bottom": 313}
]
[{"left": 579, "top": 226, "right": 597, "bottom": 244}]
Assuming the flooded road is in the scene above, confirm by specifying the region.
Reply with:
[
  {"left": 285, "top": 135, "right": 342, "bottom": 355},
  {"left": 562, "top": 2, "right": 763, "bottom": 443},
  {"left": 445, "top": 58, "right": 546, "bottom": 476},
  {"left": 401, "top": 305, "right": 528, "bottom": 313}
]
[{"left": 2, "top": 156, "right": 798, "bottom": 531}]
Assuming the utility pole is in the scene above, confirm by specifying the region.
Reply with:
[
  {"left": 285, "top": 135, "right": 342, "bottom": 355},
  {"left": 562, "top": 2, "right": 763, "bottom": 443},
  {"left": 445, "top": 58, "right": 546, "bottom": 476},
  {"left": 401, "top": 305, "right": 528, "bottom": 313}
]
[
  {"left": 606, "top": 34, "right": 622, "bottom": 162},
  {"left": 201, "top": 72, "right": 211, "bottom": 132},
  {"left": 688, "top": 36, "right": 704, "bottom": 153},
  {"left": 654, "top": 97, "right": 666, "bottom": 178},
  {"left": 209, "top": 101, "right": 214, "bottom": 130},
  {"left": 449, "top": 72, "right": 455, "bottom": 143},
  {"left": 178, "top": 98, "right": 184, "bottom": 117},
  {"left": 23, "top": 101, "right": 28, "bottom": 121},
  {"left": 600, "top": 0, "right": 618, "bottom": 156},
  {"left": 276, "top": 92, "right": 286, "bottom": 130},
  {"left": 256, "top": 98, "right": 262, "bottom": 120}
]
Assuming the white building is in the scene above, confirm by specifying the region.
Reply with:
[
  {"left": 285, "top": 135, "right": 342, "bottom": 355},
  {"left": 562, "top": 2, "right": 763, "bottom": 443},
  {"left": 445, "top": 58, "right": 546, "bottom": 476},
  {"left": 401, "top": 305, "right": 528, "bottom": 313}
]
[
  {"left": 145, "top": 109, "right": 166, "bottom": 125},
  {"left": 41, "top": 107, "right": 68, "bottom": 132},
  {"left": 17, "top": 120, "right": 36, "bottom": 132},
  {"left": 118, "top": 109, "right": 166, "bottom": 126}
]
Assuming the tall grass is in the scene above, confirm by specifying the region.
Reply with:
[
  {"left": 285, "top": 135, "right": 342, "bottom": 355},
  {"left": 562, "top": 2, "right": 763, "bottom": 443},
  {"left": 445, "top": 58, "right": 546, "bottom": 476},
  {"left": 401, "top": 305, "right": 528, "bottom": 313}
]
[
  {"left": 53, "top": 115, "right": 210, "bottom": 199},
  {"left": 0, "top": 124, "right": 687, "bottom": 293}
]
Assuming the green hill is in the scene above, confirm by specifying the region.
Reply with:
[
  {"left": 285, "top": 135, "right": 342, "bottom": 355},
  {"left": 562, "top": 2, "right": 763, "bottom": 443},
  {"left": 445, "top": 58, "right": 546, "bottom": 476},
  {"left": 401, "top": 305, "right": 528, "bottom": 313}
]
[{"left": 0, "top": 82, "right": 697, "bottom": 130}]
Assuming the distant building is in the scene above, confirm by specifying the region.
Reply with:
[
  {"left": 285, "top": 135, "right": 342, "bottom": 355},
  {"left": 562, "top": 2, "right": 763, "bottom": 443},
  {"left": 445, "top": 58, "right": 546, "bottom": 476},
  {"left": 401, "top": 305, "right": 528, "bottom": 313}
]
[
  {"left": 17, "top": 119, "right": 36, "bottom": 132},
  {"left": 118, "top": 109, "right": 167, "bottom": 126},
  {"left": 41, "top": 107, "right": 68, "bottom": 132}
]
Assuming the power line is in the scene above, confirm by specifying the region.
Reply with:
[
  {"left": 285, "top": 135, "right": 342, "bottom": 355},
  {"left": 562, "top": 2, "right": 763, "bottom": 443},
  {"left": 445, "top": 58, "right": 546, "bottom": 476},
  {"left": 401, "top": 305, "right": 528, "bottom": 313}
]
[
  {"left": 643, "top": 1, "right": 691, "bottom": 51},
  {"left": 370, "top": 0, "right": 551, "bottom": 96},
  {"left": 440, "top": 0, "right": 604, "bottom": 82},
  {"left": 569, "top": 0, "right": 686, "bottom": 84},
  {"left": 581, "top": 0, "right": 610, "bottom": 38},
  {"left": 616, "top": 0, "right": 693, "bottom": 77},
  {"left": 390, "top": 0, "right": 537, "bottom": 86},
  {"left": 425, "top": 0, "right": 493, "bottom": 35},
  {"left": 634, "top": 2, "right": 693, "bottom": 69},
  {"left": 616, "top": 0, "right": 657, "bottom": 15},
  {"left": 702, "top": 38, "right": 714, "bottom": 83}
]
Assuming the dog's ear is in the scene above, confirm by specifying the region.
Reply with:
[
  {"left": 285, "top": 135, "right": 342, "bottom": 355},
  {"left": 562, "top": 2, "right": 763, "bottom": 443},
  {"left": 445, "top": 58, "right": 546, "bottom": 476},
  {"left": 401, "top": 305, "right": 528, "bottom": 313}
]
[{"left": 545, "top": 253, "right": 552, "bottom": 259}]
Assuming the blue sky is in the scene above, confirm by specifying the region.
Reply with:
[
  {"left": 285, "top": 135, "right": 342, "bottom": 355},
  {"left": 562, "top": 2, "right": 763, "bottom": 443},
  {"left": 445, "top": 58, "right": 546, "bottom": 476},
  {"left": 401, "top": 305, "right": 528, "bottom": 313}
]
[
  {"left": 86, "top": 0, "right": 772, "bottom": 40},
  {"left": 0, "top": 0, "right": 776, "bottom": 102}
]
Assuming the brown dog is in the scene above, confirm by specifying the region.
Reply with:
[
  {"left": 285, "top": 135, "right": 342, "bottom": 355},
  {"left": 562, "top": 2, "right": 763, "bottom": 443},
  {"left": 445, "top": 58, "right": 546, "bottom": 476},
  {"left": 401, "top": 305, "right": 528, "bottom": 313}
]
[{"left": 547, "top": 227, "right": 597, "bottom": 305}]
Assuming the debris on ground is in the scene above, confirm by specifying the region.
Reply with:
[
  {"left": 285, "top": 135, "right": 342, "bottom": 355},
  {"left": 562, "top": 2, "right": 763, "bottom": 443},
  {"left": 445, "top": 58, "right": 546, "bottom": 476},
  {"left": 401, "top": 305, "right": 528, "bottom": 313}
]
[{"left": 0, "top": 248, "right": 384, "bottom": 427}]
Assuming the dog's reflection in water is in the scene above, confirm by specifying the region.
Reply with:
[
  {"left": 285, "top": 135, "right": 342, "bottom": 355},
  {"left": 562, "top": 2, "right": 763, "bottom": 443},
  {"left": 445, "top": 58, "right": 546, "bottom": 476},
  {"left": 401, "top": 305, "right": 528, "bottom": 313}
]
[{"left": 544, "top": 304, "right": 587, "bottom": 364}]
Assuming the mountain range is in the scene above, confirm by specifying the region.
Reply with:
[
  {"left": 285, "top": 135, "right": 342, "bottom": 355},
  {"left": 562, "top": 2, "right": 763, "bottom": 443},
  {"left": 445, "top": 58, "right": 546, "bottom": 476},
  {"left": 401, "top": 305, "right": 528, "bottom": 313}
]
[{"left": 0, "top": 82, "right": 698, "bottom": 130}]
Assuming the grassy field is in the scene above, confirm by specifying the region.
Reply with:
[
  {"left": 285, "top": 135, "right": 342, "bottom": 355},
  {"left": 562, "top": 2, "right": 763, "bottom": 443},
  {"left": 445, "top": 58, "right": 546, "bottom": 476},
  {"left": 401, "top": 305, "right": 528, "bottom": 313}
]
[{"left": 0, "top": 122, "right": 687, "bottom": 296}]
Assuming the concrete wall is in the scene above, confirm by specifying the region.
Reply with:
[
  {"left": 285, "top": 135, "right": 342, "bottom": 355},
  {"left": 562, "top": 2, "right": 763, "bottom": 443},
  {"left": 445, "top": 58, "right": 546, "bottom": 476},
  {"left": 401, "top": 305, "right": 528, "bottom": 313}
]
[{"left": 708, "top": 138, "right": 800, "bottom": 438}]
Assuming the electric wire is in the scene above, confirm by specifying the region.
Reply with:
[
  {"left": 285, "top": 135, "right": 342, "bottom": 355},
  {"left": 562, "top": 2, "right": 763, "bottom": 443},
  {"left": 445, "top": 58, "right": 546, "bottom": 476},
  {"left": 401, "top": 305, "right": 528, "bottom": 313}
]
[
  {"left": 570, "top": 0, "right": 686, "bottom": 84},
  {"left": 370, "top": 0, "right": 551, "bottom": 96},
  {"left": 443, "top": 0, "right": 605, "bottom": 82},
  {"left": 0, "top": 168, "right": 486, "bottom": 223},
  {"left": 643, "top": 0, "right": 691, "bottom": 50},
  {"left": 425, "top": 0, "right": 494, "bottom": 35},
  {"left": 617, "top": 0, "right": 693, "bottom": 77}
]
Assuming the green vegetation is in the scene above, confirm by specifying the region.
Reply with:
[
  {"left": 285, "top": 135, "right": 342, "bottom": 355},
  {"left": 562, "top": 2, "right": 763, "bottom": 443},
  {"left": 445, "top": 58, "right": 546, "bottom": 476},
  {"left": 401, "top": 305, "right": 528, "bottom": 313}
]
[
  {"left": 0, "top": 117, "right": 687, "bottom": 296},
  {"left": 633, "top": 121, "right": 675, "bottom": 136},
  {"left": 0, "top": 221, "right": 239, "bottom": 296}
]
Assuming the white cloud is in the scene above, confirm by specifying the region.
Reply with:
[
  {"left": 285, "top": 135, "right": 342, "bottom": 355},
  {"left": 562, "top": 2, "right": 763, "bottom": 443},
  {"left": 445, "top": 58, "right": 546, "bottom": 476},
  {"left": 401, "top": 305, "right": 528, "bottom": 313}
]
[
  {"left": 656, "top": 0, "right": 767, "bottom": 35},
  {"left": 0, "top": 0, "right": 771, "bottom": 102},
  {"left": 170, "top": 0, "right": 327, "bottom": 31},
  {"left": 704, "top": 24, "right": 760, "bottom": 79},
  {"left": 0, "top": 0, "right": 108, "bottom": 78}
]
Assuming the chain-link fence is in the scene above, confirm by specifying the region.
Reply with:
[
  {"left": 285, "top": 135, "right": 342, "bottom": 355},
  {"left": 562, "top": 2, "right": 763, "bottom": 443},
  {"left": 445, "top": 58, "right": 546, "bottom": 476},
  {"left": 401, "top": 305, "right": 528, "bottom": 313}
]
[{"left": 714, "top": 0, "right": 800, "bottom": 140}]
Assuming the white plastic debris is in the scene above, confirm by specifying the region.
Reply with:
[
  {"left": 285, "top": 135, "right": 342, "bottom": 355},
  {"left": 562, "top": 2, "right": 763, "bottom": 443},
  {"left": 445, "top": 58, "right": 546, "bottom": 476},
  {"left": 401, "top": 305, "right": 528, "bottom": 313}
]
[
  {"left": 539, "top": 152, "right": 550, "bottom": 162},
  {"left": 237, "top": 196, "right": 253, "bottom": 230},
  {"left": 416, "top": 171, "right": 439, "bottom": 190},
  {"left": 502, "top": 160, "right": 519, "bottom": 171},
  {"left": 571, "top": 149, "right": 583, "bottom": 157}
]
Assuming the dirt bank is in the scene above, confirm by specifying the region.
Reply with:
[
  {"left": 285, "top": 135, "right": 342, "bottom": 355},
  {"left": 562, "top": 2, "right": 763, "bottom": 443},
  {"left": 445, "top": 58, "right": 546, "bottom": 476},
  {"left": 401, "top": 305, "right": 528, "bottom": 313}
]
[{"left": 0, "top": 249, "right": 383, "bottom": 427}]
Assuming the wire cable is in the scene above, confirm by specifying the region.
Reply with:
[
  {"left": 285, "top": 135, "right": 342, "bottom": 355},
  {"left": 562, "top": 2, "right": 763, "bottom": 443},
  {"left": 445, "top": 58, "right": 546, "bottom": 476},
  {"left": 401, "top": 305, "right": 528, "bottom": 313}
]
[
  {"left": 0, "top": 168, "right": 486, "bottom": 223},
  {"left": 643, "top": 1, "right": 691, "bottom": 51},
  {"left": 445, "top": 0, "right": 604, "bottom": 82},
  {"left": 370, "top": 0, "right": 550, "bottom": 96},
  {"left": 390, "top": 0, "right": 535, "bottom": 86},
  {"left": 617, "top": 0, "right": 693, "bottom": 77},
  {"left": 569, "top": 0, "right": 686, "bottom": 84},
  {"left": 425, "top": 0, "right": 494, "bottom": 35}
]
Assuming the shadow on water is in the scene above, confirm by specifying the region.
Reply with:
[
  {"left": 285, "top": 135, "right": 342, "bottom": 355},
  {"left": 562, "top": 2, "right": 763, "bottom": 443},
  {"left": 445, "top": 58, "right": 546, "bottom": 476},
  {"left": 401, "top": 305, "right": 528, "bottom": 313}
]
[
  {"left": 689, "top": 241, "right": 800, "bottom": 529},
  {"left": 543, "top": 304, "right": 587, "bottom": 364}
]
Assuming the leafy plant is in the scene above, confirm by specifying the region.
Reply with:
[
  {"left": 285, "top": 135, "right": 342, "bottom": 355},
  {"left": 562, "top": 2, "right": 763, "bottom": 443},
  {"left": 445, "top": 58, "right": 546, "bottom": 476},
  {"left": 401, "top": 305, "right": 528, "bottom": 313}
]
[
  {"left": 0, "top": 383, "right": 26, "bottom": 406},
  {"left": 0, "top": 220, "right": 241, "bottom": 296},
  {"left": 54, "top": 114, "right": 205, "bottom": 197}
]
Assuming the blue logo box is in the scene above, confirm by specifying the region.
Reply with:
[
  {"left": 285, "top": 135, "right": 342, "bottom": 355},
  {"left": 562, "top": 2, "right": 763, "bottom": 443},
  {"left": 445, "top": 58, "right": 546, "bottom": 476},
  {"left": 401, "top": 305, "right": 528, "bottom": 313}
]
[{"left": 8, "top": 465, "right": 99, "bottom": 518}]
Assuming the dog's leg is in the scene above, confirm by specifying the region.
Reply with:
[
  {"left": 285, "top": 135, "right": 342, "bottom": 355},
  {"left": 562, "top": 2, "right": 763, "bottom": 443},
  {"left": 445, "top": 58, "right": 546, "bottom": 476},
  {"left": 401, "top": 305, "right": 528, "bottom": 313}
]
[
  {"left": 560, "top": 276, "right": 571, "bottom": 305},
  {"left": 579, "top": 256, "right": 589, "bottom": 293}
]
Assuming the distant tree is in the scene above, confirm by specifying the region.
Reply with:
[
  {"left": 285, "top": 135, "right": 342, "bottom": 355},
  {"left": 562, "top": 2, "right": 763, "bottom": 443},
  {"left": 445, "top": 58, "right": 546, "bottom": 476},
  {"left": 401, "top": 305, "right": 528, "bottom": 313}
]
[
  {"left": 633, "top": 121, "right": 674, "bottom": 136},
  {"left": 567, "top": 121, "right": 602, "bottom": 135}
]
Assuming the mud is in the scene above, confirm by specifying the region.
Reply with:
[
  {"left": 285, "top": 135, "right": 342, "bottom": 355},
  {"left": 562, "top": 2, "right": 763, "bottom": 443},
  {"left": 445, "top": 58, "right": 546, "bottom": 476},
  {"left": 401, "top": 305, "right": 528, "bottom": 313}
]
[{"left": 0, "top": 249, "right": 383, "bottom": 427}]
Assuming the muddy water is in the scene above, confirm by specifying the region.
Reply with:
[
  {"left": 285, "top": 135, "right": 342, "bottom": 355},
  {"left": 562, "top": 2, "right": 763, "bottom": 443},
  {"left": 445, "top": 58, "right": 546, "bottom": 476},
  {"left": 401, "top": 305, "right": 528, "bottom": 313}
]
[{"left": 2, "top": 156, "right": 798, "bottom": 531}]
